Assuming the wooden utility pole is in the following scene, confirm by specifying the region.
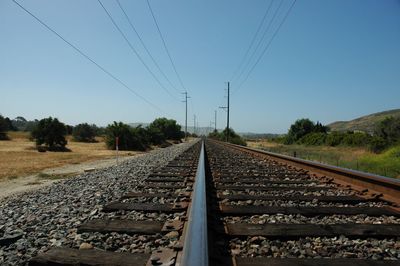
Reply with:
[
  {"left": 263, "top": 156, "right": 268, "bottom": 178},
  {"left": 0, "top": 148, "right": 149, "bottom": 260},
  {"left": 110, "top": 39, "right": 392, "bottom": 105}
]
[
  {"left": 219, "top": 82, "right": 230, "bottom": 142},
  {"left": 193, "top": 114, "right": 196, "bottom": 135},
  {"left": 182, "top": 92, "right": 189, "bottom": 140},
  {"left": 227, "top": 82, "right": 230, "bottom": 142},
  {"left": 214, "top": 110, "right": 217, "bottom": 131}
]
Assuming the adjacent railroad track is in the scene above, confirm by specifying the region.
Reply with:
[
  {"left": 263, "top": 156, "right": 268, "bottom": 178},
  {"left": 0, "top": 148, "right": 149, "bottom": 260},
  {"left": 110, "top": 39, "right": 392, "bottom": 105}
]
[{"left": 29, "top": 139, "right": 400, "bottom": 266}]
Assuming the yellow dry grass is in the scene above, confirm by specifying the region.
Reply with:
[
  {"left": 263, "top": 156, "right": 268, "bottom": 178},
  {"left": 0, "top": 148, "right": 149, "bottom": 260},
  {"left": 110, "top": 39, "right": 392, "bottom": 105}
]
[
  {"left": 246, "top": 139, "right": 279, "bottom": 149},
  {"left": 0, "top": 131, "right": 139, "bottom": 180},
  {"left": 246, "top": 139, "right": 370, "bottom": 161}
]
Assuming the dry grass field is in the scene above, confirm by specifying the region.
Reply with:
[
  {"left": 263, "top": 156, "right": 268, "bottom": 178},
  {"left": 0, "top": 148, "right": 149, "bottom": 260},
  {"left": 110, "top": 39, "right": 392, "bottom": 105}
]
[{"left": 0, "top": 131, "right": 139, "bottom": 180}]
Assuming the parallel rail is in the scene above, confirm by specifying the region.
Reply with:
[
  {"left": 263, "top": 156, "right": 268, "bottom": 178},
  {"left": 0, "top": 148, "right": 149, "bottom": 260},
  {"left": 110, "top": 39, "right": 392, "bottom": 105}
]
[
  {"left": 206, "top": 139, "right": 400, "bottom": 265},
  {"left": 223, "top": 141, "right": 400, "bottom": 206}
]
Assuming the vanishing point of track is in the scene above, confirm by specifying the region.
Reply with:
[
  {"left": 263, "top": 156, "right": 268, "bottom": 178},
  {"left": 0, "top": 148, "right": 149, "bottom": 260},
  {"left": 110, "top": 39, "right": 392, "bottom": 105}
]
[{"left": 30, "top": 139, "right": 400, "bottom": 265}]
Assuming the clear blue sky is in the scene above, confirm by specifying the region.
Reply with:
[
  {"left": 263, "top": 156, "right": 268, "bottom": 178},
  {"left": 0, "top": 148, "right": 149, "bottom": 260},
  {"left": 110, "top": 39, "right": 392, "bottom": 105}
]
[{"left": 1, "top": 0, "right": 399, "bottom": 133}]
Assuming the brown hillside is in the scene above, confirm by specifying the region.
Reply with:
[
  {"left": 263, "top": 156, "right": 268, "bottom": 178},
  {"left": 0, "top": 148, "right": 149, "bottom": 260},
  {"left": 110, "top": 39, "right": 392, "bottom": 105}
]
[{"left": 328, "top": 109, "right": 400, "bottom": 133}]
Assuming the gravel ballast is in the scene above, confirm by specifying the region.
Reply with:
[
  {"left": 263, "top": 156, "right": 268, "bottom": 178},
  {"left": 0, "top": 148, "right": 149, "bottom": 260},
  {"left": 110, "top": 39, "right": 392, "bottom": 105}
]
[
  {"left": 0, "top": 141, "right": 196, "bottom": 265},
  {"left": 230, "top": 236, "right": 400, "bottom": 259}
]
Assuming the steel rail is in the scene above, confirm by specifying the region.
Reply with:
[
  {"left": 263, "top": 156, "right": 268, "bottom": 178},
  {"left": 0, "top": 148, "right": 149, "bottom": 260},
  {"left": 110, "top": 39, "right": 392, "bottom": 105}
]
[
  {"left": 180, "top": 140, "right": 209, "bottom": 266},
  {"left": 214, "top": 140, "right": 400, "bottom": 206}
]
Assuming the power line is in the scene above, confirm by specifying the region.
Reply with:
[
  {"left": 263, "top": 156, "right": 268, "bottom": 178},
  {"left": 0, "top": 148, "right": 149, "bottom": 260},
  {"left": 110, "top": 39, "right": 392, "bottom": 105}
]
[
  {"left": 116, "top": 0, "right": 181, "bottom": 94},
  {"left": 230, "top": 0, "right": 275, "bottom": 81},
  {"left": 232, "top": 0, "right": 284, "bottom": 84},
  {"left": 97, "top": 0, "right": 179, "bottom": 101},
  {"left": 234, "top": 0, "right": 297, "bottom": 94},
  {"left": 11, "top": 0, "right": 163, "bottom": 113},
  {"left": 146, "top": 0, "right": 187, "bottom": 93}
]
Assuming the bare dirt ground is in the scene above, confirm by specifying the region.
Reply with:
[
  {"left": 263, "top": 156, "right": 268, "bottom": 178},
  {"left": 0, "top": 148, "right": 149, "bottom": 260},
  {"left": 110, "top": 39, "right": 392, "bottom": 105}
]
[
  {"left": 0, "top": 132, "right": 139, "bottom": 180},
  {"left": 0, "top": 132, "right": 143, "bottom": 200},
  {"left": 0, "top": 154, "right": 138, "bottom": 200}
]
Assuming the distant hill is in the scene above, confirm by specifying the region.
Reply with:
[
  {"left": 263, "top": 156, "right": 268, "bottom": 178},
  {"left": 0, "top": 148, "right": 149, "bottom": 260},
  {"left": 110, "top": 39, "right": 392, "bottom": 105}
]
[
  {"left": 239, "top": 133, "right": 282, "bottom": 139},
  {"left": 328, "top": 109, "right": 400, "bottom": 133}
]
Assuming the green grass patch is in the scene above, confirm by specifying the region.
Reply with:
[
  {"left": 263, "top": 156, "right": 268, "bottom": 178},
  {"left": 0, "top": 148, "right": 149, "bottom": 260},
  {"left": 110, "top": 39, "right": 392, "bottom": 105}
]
[
  {"left": 359, "top": 145, "right": 400, "bottom": 178},
  {"left": 261, "top": 144, "right": 400, "bottom": 178}
]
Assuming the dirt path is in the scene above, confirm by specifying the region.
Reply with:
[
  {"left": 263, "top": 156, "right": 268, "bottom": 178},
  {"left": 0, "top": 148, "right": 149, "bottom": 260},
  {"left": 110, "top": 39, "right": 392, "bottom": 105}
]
[{"left": 0, "top": 155, "right": 138, "bottom": 200}]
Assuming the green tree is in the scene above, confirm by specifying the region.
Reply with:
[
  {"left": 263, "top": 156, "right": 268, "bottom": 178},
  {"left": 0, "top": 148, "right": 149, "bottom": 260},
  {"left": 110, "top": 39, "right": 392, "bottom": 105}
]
[
  {"left": 31, "top": 117, "right": 68, "bottom": 151},
  {"left": 375, "top": 116, "right": 400, "bottom": 144},
  {"left": 325, "top": 131, "right": 345, "bottom": 146},
  {"left": 4, "top": 117, "right": 17, "bottom": 131},
  {"left": 285, "top": 119, "right": 328, "bottom": 144},
  {"left": 0, "top": 115, "right": 9, "bottom": 140},
  {"left": 12, "top": 116, "right": 27, "bottom": 131},
  {"left": 314, "top": 121, "right": 329, "bottom": 133},
  {"left": 299, "top": 132, "right": 327, "bottom": 146},
  {"left": 368, "top": 136, "right": 388, "bottom": 153},
  {"left": 105, "top": 122, "right": 148, "bottom": 151},
  {"left": 207, "top": 129, "right": 220, "bottom": 139},
  {"left": 285, "top": 118, "right": 316, "bottom": 144},
  {"left": 72, "top": 123, "right": 97, "bottom": 142},
  {"left": 147, "top": 126, "right": 165, "bottom": 145},
  {"left": 66, "top": 125, "right": 74, "bottom": 135},
  {"left": 148, "top": 118, "right": 184, "bottom": 141},
  {"left": 341, "top": 131, "right": 371, "bottom": 146},
  {"left": 208, "top": 127, "right": 247, "bottom": 146}
]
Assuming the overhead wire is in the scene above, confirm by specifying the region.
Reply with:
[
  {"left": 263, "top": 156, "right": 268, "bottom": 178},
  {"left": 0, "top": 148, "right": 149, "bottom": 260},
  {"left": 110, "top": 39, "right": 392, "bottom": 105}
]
[
  {"left": 146, "top": 0, "right": 187, "bottom": 93},
  {"left": 97, "top": 0, "right": 179, "bottom": 101},
  {"left": 116, "top": 0, "right": 181, "bottom": 94},
  {"left": 234, "top": 0, "right": 297, "bottom": 94},
  {"left": 229, "top": 0, "right": 275, "bottom": 82},
  {"left": 11, "top": 0, "right": 163, "bottom": 113},
  {"left": 232, "top": 0, "right": 284, "bottom": 84}
]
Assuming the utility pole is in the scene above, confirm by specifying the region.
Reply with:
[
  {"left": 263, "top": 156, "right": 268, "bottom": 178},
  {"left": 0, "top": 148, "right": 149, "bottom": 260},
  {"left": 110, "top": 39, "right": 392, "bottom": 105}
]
[
  {"left": 219, "top": 82, "right": 230, "bottom": 142},
  {"left": 193, "top": 115, "right": 195, "bottom": 135},
  {"left": 214, "top": 110, "right": 217, "bottom": 131},
  {"left": 182, "top": 92, "right": 190, "bottom": 140},
  {"left": 227, "top": 82, "right": 230, "bottom": 142}
]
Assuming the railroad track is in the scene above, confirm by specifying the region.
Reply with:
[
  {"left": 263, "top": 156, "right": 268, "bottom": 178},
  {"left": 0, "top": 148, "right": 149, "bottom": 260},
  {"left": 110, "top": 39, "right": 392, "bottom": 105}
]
[{"left": 29, "top": 139, "right": 400, "bottom": 265}]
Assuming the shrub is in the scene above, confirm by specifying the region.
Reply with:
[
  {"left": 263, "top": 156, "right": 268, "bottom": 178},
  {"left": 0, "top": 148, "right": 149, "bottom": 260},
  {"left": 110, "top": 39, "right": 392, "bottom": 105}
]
[
  {"left": 299, "top": 132, "right": 327, "bottom": 146},
  {"left": 0, "top": 115, "right": 9, "bottom": 140},
  {"left": 285, "top": 119, "right": 328, "bottom": 144},
  {"left": 66, "top": 125, "right": 74, "bottom": 135},
  {"left": 208, "top": 127, "right": 247, "bottom": 146},
  {"left": 148, "top": 118, "right": 183, "bottom": 141},
  {"left": 105, "top": 122, "right": 149, "bottom": 151},
  {"left": 230, "top": 136, "right": 247, "bottom": 146},
  {"left": 375, "top": 116, "right": 400, "bottom": 144},
  {"left": 131, "top": 125, "right": 151, "bottom": 149},
  {"left": 368, "top": 136, "right": 388, "bottom": 153},
  {"left": 31, "top": 117, "right": 68, "bottom": 151},
  {"left": 341, "top": 131, "right": 371, "bottom": 146},
  {"left": 72, "top": 123, "right": 97, "bottom": 142},
  {"left": 147, "top": 126, "right": 165, "bottom": 145},
  {"left": 325, "top": 131, "right": 345, "bottom": 146}
]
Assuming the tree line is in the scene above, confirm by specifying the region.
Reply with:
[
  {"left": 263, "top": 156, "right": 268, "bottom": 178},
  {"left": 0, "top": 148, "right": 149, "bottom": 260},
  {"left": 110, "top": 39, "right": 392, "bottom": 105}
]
[
  {"left": 207, "top": 127, "right": 247, "bottom": 146},
  {"left": 277, "top": 117, "right": 400, "bottom": 153},
  {"left": 0, "top": 115, "right": 184, "bottom": 152}
]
